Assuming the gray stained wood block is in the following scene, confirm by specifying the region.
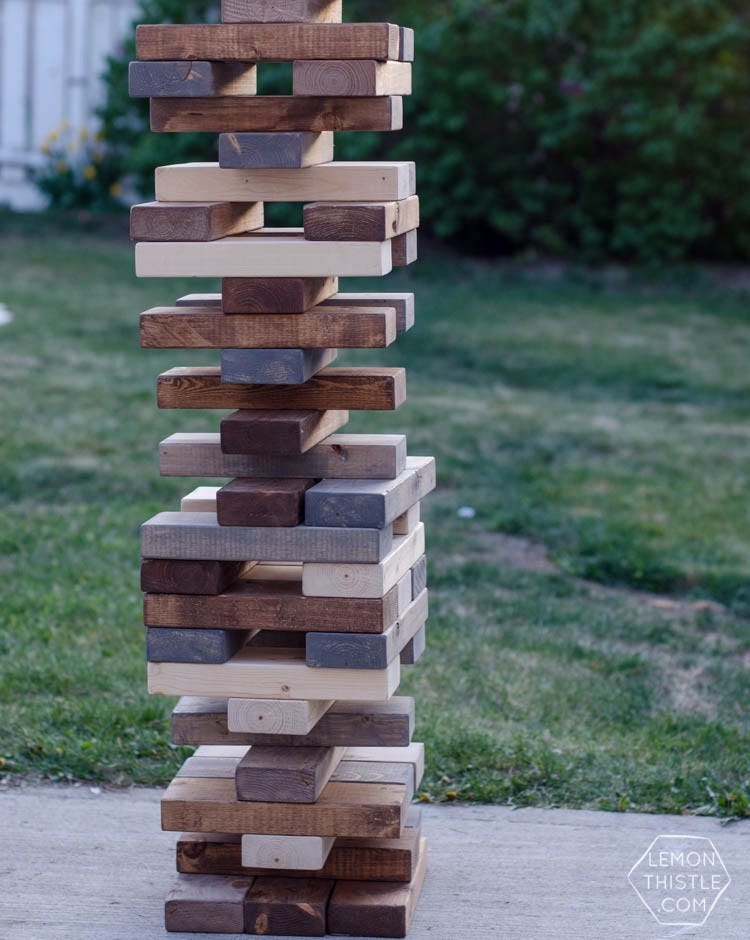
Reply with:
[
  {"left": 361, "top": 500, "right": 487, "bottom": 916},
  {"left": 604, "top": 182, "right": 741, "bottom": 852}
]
[
  {"left": 218, "top": 131, "right": 333, "bottom": 169},
  {"left": 220, "top": 347, "right": 337, "bottom": 385},
  {"left": 141, "top": 511, "right": 393, "bottom": 563},
  {"left": 128, "top": 60, "right": 257, "bottom": 98},
  {"left": 411, "top": 554, "right": 427, "bottom": 600},
  {"left": 235, "top": 745, "right": 343, "bottom": 803},
  {"left": 305, "top": 588, "right": 427, "bottom": 669},
  {"left": 147, "top": 627, "right": 251, "bottom": 664},
  {"left": 164, "top": 873, "right": 253, "bottom": 934},
  {"left": 305, "top": 456, "right": 435, "bottom": 529},
  {"left": 400, "top": 625, "right": 426, "bottom": 665}
]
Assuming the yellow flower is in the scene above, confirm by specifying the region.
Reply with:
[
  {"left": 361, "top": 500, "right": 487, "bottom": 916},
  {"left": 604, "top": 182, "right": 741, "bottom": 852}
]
[
  {"left": 56, "top": 160, "right": 69, "bottom": 174},
  {"left": 82, "top": 164, "right": 97, "bottom": 181},
  {"left": 46, "top": 130, "right": 59, "bottom": 145},
  {"left": 109, "top": 182, "right": 123, "bottom": 198}
]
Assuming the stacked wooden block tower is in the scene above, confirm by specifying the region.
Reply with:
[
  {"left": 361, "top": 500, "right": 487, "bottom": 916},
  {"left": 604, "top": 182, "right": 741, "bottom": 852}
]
[{"left": 130, "top": 2, "right": 434, "bottom": 936}]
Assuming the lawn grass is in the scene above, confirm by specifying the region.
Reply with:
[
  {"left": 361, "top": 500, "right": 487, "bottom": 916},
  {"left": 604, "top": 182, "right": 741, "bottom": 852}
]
[{"left": 1, "top": 212, "right": 749, "bottom": 816}]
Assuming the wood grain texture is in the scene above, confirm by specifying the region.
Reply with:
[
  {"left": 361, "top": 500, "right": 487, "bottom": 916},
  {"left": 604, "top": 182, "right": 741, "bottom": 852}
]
[
  {"left": 400, "top": 625, "right": 426, "bottom": 666},
  {"left": 294, "top": 60, "right": 411, "bottom": 97},
  {"left": 219, "top": 131, "right": 333, "bottom": 168},
  {"left": 149, "top": 645, "right": 401, "bottom": 700},
  {"left": 304, "top": 195, "right": 419, "bottom": 242},
  {"left": 162, "top": 774, "right": 409, "bottom": 837},
  {"left": 171, "top": 696, "right": 415, "bottom": 748},
  {"left": 228, "top": 697, "right": 332, "bottom": 734},
  {"left": 136, "top": 23, "right": 409, "bottom": 62},
  {"left": 216, "top": 478, "right": 315, "bottom": 527},
  {"left": 140, "top": 558, "right": 254, "bottom": 595},
  {"left": 221, "top": 347, "right": 336, "bottom": 385},
  {"left": 344, "top": 743, "right": 425, "bottom": 792},
  {"left": 322, "top": 291, "right": 414, "bottom": 333},
  {"left": 129, "top": 60, "right": 256, "bottom": 99},
  {"left": 146, "top": 627, "right": 251, "bottom": 664},
  {"left": 305, "top": 456, "right": 435, "bottom": 529},
  {"left": 155, "top": 161, "right": 416, "bottom": 203},
  {"left": 235, "top": 745, "right": 345, "bottom": 802},
  {"left": 393, "top": 503, "right": 420, "bottom": 536},
  {"left": 164, "top": 873, "right": 253, "bottom": 934},
  {"left": 240, "top": 834, "right": 334, "bottom": 871},
  {"left": 141, "top": 510, "right": 393, "bottom": 563},
  {"left": 130, "top": 200, "right": 263, "bottom": 242},
  {"left": 222, "top": 0, "right": 341, "bottom": 23},
  {"left": 411, "top": 554, "right": 427, "bottom": 599},
  {"left": 244, "top": 876, "right": 333, "bottom": 936},
  {"left": 220, "top": 410, "right": 348, "bottom": 456},
  {"left": 303, "top": 523, "right": 425, "bottom": 598},
  {"left": 140, "top": 304, "right": 396, "bottom": 349},
  {"left": 391, "top": 228, "right": 418, "bottom": 266},
  {"left": 157, "top": 366, "right": 406, "bottom": 411},
  {"left": 222, "top": 275, "right": 337, "bottom": 313}
]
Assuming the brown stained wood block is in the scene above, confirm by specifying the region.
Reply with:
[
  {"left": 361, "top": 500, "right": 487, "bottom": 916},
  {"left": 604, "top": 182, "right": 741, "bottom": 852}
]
[
  {"left": 128, "top": 60, "right": 257, "bottom": 98},
  {"left": 328, "top": 838, "right": 428, "bottom": 938},
  {"left": 391, "top": 228, "right": 418, "bottom": 266},
  {"left": 219, "top": 131, "right": 333, "bottom": 168},
  {"left": 140, "top": 304, "right": 397, "bottom": 349},
  {"left": 235, "top": 745, "right": 345, "bottom": 803},
  {"left": 216, "top": 478, "right": 315, "bottom": 527},
  {"left": 220, "top": 347, "right": 337, "bottom": 385},
  {"left": 222, "top": 0, "right": 341, "bottom": 22},
  {"left": 146, "top": 627, "right": 251, "bottom": 664},
  {"left": 157, "top": 366, "right": 406, "bottom": 411},
  {"left": 220, "top": 409, "right": 348, "bottom": 456},
  {"left": 400, "top": 625, "right": 426, "bottom": 666},
  {"left": 223, "top": 275, "right": 337, "bottom": 314},
  {"left": 150, "top": 95, "right": 402, "bottom": 133},
  {"left": 304, "top": 196, "right": 419, "bottom": 243},
  {"left": 322, "top": 292, "right": 414, "bottom": 333},
  {"left": 136, "top": 23, "right": 409, "bottom": 63},
  {"left": 130, "top": 200, "right": 263, "bottom": 242},
  {"left": 244, "top": 877, "right": 333, "bottom": 936},
  {"left": 140, "top": 559, "right": 253, "bottom": 595},
  {"left": 164, "top": 873, "right": 253, "bottom": 933},
  {"left": 294, "top": 60, "right": 411, "bottom": 97}
]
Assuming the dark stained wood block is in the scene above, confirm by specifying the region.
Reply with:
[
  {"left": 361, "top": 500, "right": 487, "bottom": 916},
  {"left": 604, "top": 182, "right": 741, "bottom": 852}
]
[
  {"left": 164, "top": 873, "right": 253, "bottom": 934},
  {"left": 400, "top": 625, "right": 426, "bottom": 665},
  {"left": 140, "top": 559, "right": 252, "bottom": 595},
  {"left": 216, "top": 478, "right": 316, "bottom": 527},
  {"left": 221, "top": 0, "right": 342, "bottom": 23},
  {"left": 235, "top": 745, "right": 344, "bottom": 803},
  {"left": 146, "top": 627, "right": 250, "bottom": 664},
  {"left": 130, "top": 200, "right": 263, "bottom": 242},
  {"left": 391, "top": 229, "right": 418, "bottom": 266},
  {"left": 244, "top": 877, "right": 333, "bottom": 936},
  {"left": 304, "top": 196, "right": 419, "bottom": 242},
  {"left": 219, "top": 131, "right": 333, "bottom": 168},
  {"left": 128, "top": 60, "right": 257, "bottom": 97},
  {"left": 223, "top": 276, "right": 337, "bottom": 314},
  {"left": 220, "top": 409, "right": 348, "bottom": 456},
  {"left": 220, "top": 347, "right": 337, "bottom": 385},
  {"left": 411, "top": 554, "right": 427, "bottom": 600}
]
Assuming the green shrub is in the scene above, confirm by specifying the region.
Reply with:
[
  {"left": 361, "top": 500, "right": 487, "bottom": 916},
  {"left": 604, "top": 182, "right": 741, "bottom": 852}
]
[{"left": 33, "top": 122, "right": 123, "bottom": 211}]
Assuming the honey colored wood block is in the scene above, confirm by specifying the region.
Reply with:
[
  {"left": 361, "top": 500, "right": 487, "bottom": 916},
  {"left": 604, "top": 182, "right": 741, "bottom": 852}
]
[
  {"left": 228, "top": 697, "right": 332, "bottom": 734},
  {"left": 149, "top": 645, "right": 400, "bottom": 701},
  {"left": 140, "top": 304, "right": 396, "bottom": 349},
  {"left": 411, "top": 554, "right": 427, "bottom": 599},
  {"left": 222, "top": 0, "right": 341, "bottom": 22},
  {"left": 294, "top": 60, "right": 411, "bottom": 97},
  {"left": 216, "top": 478, "right": 316, "bottom": 527},
  {"left": 241, "top": 834, "right": 335, "bottom": 871},
  {"left": 157, "top": 366, "right": 406, "bottom": 411},
  {"left": 165, "top": 873, "right": 253, "bottom": 934},
  {"left": 155, "top": 162, "right": 415, "bottom": 203},
  {"left": 141, "top": 558, "right": 254, "bottom": 595},
  {"left": 219, "top": 131, "right": 333, "bottom": 169},
  {"left": 221, "top": 347, "right": 337, "bottom": 385},
  {"left": 391, "top": 229, "right": 417, "bottom": 266},
  {"left": 223, "top": 275, "right": 337, "bottom": 314},
  {"left": 220, "top": 410, "right": 348, "bottom": 457},
  {"left": 147, "top": 627, "right": 251, "bottom": 664},
  {"left": 151, "top": 95, "right": 402, "bottom": 133},
  {"left": 328, "top": 838, "right": 428, "bottom": 938},
  {"left": 136, "top": 23, "right": 410, "bottom": 63},
  {"left": 303, "top": 523, "right": 425, "bottom": 598},
  {"left": 244, "top": 876, "right": 333, "bottom": 936},
  {"left": 130, "top": 200, "right": 263, "bottom": 242},
  {"left": 400, "top": 625, "right": 425, "bottom": 666},
  {"left": 305, "top": 456, "right": 435, "bottom": 529},
  {"left": 141, "top": 511, "right": 393, "bottom": 563},
  {"left": 235, "top": 745, "right": 346, "bottom": 802},
  {"left": 305, "top": 589, "right": 427, "bottom": 670},
  {"left": 129, "top": 60, "right": 257, "bottom": 98},
  {"left": 304, "top": 196, "right": 419, "bottom": 243},
  {"left": 323, "top": 292, "right": 414, "bottom": 332},
  {"left": 162, "top": 774, "right": 409, "bottom": 837},
  {"left": 393, "top": 503, "right": 420, "bottom": 536}
]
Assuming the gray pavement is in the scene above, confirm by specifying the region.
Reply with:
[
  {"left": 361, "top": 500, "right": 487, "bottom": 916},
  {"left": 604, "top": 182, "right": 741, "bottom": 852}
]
[{"left": 1, "top": 785, "right": 748, "bottom": 940}]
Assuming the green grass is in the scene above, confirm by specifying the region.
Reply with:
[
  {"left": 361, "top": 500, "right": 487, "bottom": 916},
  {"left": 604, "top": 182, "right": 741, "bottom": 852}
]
[{"left": 1, "top": 212, "right": 749, "bottom": 817}]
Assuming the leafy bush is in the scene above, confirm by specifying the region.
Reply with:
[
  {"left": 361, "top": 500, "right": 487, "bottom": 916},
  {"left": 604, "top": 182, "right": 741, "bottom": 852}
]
[
  {"left": 99, "top": 0, "right": 750, "bottom": 260},
  {"left": 34, "top": 122, "right": 123, "bottom": 211}
]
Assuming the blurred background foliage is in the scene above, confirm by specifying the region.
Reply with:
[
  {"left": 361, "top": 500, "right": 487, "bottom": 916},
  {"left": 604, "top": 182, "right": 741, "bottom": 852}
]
[{"left": 99, "top": 0, "right": 750, "bottom": 261}]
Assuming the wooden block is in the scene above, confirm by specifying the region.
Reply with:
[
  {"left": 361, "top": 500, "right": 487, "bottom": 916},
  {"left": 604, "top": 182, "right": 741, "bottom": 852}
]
[
  {"left": 393, "top": 503, "right": 420, "bottom": 536},
  {"left": 149, "top": 645, "right": 400, "bottom": 701},
  {"left": 147, "top": 627, "right": 251, "bottom": 664},
  {"left": 155, "top": 162, "right": 416, "bottom": 203},
  {"left": 219, "top": 131, "right": 333, "bottom": 169},
  {"left": 220, "top": 410, "right": 348, "bottom": 457},
  {"left": 141, "top": 511, "right": 393, "bottom": 563},
  {"left": 162, "top": 774, "right": 409, "bottom": 837},
  {"left": 180, "top": 486, "right": 218, "bottom": 512},
  {"left": 344, "top": 743, "right": 425, "bottom": 792},
  {"left": 294, "top": 60, "right": 411, "bottom": 97},
  {"left": 306, "top": 589, "right": 428, "bottom": 670},
  {"left": 235, "top": 745, "right": 346, "bottom": 802},
  {"left": 140, "top": 304, "right": 396, "bottom": 349},
  {"left": 130, "top": 200, "right": 263, "bottom": 242},
  {"left": 216, "top": 478, "right": 315, "bottom": 527},
  {"left": 157, "top": 366, "right": 406, "bottom": 411},
  {"left": 248, "top": 630, "right": 307, "bottom": 649},
  {"left": 223, "top": 0, "right": 341, "bottom": 22},
  {"left": 223, "top": 275, "right": 337, "bottom": 314},
  {"left": 303, "top": 524, "right": 425, "bottom": 598},
  {"left": 241, "top": 835, "right": 334, "bottom": 871},
  {"left": 305, "top": 456, "right": 436, "bottom": 529},
  {"left": 228, "top": 697, "right": 332, "bottom": 734},
  {"left": 399, "top": 27, "right": 415, "bottom": 62},
  {"left": 328, "top": 838, "right": 428, "bottom": 938},
  {"left": 396, "top": 571, "right": 413, "bottom": 616},
  {"left": 304, "top": 196, "right": 418, "bottom": 242},
  {"left": 323, "top": 292, "right": 414, "bottom": 333},
  {"left": 171, "top": 696, "right": 415, "bottom": 748},
  {"left": 136, "top": 24, "right": 411, "bottom": 63},
  {"left": 221, "top": 347, "right": 337, "bottom": 385},
  {"left": 244, "top": 876, "right": 333, "bottom": 936},
  {"left": 140, "top": 558, "right": 254, "bottom": 595},
  {"left": 391, "top": 229, "right": 418, "bottom": 266},
  {"left": 177, "top": 754, "right": 245, "bottom": 779},
  {"left": 400, "top": 625, "right": 425, "bottom": 666},
  {"left": 165, "top": 873, "right": 253, "bottom": 933},
  {"left": 411, "top": 554, "right": 427, "bottom": 599},
  {"left": 129, "top": 60, "right": 257, "bottom": 98},
  {"left": 136, "top": 234, "right": 392, "bottom": 278}
]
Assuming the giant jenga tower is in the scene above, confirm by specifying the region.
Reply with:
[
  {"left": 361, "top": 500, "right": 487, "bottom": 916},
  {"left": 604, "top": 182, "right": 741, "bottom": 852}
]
[{"left": 130, "top": 3, "right": 434, "bottom": 936}]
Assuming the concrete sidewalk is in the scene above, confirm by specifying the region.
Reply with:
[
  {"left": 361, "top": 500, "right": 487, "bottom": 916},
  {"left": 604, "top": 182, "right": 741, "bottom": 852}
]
[{"left": 0, "top": 785, "right": 748, "bottom": 940}]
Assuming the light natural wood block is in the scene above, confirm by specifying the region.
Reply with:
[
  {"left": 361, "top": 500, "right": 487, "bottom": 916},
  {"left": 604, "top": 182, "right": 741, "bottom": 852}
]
[
  {"left": 228, "top": 698, "right": 332, "bottom": 735},
  {"left": 294, "top": 60, "right": 411, "bottom": 97},
  {"left": 128, "top": 60, "right": 257, "bottom": 97},
  {"left": 130, "top": 200, "right": 263, "bottom": 242},
  {"left": 393, "top": 503, "right": 420, "bottom": 536},
  {"left": 222, "top": 0, "right": 342, "bottom": 23},
  {"left": 304, "top": 196, "right": 419, "bottom": 242},
  {"left": 218, "top": 131, "right": 333, "bottom": 169},
  {"left": 180, "top": 486, "right": 218, "bottom": 512},
  {"left": 241, "top": 834, "right": 335, "bottom": 871}
]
